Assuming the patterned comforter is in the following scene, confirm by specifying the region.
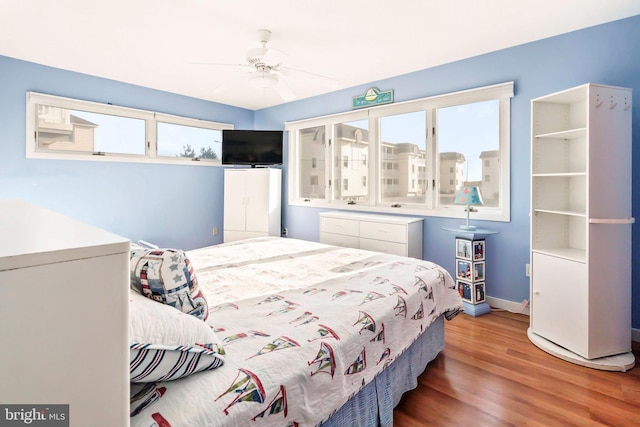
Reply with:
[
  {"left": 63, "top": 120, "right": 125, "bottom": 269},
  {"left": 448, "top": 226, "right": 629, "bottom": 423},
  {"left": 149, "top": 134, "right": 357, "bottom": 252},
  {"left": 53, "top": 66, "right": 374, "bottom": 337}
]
[{"left": 130, "top": 237, "right": 462, "bottom": 427}]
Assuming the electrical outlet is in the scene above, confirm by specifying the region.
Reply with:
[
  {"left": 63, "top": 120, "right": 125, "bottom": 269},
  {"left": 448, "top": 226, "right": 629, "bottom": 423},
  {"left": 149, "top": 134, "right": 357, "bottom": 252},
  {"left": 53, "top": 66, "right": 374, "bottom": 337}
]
[
  {"left": 525, "top": 263, "right": 531, "bottom": 277},
  {"left": 282, "top": 227, "right": 288, "bottom": 237},
  {"left": 213, "top": 227, "right": 218, "bottom": 236}
]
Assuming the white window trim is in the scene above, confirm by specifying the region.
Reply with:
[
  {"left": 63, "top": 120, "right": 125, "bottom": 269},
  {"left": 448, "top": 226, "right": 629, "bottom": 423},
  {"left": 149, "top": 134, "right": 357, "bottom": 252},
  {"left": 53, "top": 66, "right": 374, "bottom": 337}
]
[
  {"left": 26, "top": 92, "right": 233, "bottom": 166},
  {"left": 286, "top": 82, "right": 513, "bottom": 223}
]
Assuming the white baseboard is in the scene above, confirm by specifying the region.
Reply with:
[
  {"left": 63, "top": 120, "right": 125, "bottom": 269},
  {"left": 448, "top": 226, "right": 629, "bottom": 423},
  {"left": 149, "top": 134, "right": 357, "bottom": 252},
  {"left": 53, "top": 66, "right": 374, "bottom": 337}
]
[
  {"left": 487, "top": 296, "right": 639, "bottom": 344},
  {"left": 486, "top": 296, "right": 530, "bottom": 316}
]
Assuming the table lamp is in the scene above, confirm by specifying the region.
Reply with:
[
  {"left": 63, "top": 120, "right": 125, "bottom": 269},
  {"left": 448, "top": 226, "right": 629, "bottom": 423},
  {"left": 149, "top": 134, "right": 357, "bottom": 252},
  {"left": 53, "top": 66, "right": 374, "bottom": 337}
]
[{"left": 454, "top": 186, "right": 484, "bottom": 231}]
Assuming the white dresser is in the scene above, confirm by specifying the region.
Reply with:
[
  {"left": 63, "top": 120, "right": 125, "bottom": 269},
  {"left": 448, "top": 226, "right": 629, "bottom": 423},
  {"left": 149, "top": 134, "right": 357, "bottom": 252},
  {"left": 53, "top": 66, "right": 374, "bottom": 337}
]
[
  {"left": 319, "top": 211, "right": 423, "bottom": 258},
  {"left": 0, "top": 200, "right": 130, "bottom": 426}
]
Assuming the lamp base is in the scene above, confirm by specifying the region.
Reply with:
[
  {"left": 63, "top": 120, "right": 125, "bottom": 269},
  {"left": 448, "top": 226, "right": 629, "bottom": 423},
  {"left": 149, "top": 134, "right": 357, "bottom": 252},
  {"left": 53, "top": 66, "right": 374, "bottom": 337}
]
[{"left": 459, "top": 225, "right": 477, "bottom": 231}]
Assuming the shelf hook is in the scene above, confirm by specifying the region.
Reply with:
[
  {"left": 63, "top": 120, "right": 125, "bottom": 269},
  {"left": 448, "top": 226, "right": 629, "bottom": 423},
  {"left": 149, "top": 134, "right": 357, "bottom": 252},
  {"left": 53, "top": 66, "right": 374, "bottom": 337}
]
[{"left": 595, "top": 94, "right": 602, "bottom": 108}]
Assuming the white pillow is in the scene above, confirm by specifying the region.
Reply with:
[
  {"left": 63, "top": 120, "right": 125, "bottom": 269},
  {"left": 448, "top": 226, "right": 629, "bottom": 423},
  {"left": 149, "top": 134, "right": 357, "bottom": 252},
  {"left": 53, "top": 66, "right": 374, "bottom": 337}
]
[{"left": 129, "top": 291, "right": 225, "bottom": 383}]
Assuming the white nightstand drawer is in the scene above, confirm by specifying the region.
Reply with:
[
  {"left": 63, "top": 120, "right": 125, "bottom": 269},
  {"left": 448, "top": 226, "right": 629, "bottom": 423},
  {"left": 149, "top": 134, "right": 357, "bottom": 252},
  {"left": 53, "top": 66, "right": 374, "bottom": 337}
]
[
  {"left": 359, "top": 237, "right": 406, "bottom": 256},
  {"left": 359, "top": 221, "right": 406, "bottom": 244},
  {"left": 320, "top": 232, "right": 359, "bottom": 248},
  {"left": 320, "top": 217, "right": 359, "bottom": 237}
]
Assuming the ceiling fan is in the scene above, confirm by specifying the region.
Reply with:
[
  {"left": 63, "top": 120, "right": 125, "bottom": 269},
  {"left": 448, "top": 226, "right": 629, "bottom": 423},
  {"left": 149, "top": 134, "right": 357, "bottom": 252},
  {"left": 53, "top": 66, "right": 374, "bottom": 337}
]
[{"left": 200, "top": 29, "right": 338, "bottom": 101}]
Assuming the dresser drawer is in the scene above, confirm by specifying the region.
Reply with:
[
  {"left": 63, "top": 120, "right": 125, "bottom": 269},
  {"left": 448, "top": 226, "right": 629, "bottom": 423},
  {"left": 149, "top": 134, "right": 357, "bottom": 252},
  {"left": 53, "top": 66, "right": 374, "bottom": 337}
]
[
  {"left": 359, "top": 237, "right": 407, "bottom": 256},
  {"left": 319, "top": 211, "right": 423, "bottom": 259},
  {"left": 320, "top": 217, "right": 359, "bottom": 237},
  {"left": 359, "top": 220, "right": 406, "bottom": 244},
  {"left": 320, "top": 232, "right": 359, "bottom": 248}
]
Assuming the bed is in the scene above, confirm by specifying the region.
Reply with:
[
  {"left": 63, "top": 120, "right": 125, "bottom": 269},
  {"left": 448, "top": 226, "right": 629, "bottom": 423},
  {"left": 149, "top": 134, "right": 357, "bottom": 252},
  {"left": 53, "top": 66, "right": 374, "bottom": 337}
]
[{"left": 128, "top": 237, "right": 463, "bottom": 427}]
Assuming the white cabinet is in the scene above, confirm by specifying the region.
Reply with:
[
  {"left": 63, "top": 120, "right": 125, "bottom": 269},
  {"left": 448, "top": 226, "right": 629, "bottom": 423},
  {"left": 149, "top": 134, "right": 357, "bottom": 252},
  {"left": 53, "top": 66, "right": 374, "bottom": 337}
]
[
  {"left": 319, "top": 211, "right": 423, "bottom": 258},
  {"left": 0, "top": 200, "right": 130, "bottom": 426},
  {"left": 528, "top": 84, "right": 634, "bottom": 370},
  {"left": 224, "top": 168, "right": 282, "bottom": 243}
]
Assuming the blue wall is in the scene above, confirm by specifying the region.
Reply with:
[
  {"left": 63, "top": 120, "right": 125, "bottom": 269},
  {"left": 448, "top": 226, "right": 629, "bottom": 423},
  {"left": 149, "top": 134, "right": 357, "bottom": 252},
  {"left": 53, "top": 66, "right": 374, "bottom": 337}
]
[
  {"left": 1, "top": 16, "right": 639, "bottom": 329},
  {"left": 0, "top": 56, "right": 253, "bottom": 249},
  {"left": 256, "top": 15, "right": 640, "bottom": 328}
]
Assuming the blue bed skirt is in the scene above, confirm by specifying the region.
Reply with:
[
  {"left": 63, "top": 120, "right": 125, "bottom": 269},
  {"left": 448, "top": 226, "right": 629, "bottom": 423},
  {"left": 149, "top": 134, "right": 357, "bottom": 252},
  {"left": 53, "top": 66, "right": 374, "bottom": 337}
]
[{"left": 320, "top": 314, "right": 445, "bottom": 427}]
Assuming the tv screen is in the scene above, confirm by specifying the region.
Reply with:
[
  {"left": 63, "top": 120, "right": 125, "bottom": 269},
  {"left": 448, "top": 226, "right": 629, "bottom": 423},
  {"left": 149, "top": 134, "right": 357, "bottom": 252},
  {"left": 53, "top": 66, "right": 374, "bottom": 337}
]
[{"left": 222, "top": 130, "right": 283, "bottom": 166}]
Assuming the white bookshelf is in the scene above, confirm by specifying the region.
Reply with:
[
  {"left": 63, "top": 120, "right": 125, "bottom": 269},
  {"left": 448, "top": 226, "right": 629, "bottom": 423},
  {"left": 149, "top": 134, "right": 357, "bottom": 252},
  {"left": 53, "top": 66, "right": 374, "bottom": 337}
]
[{"left": 528, "top": 83, "right": 634, "bottom": 371}]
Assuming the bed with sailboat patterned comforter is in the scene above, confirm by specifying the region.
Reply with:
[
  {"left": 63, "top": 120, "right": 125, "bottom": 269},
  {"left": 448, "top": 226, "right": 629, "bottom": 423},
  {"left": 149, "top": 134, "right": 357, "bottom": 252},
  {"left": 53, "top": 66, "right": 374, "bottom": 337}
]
[{"left": 129, "top": 237, "right": 463, "bottom": 427}]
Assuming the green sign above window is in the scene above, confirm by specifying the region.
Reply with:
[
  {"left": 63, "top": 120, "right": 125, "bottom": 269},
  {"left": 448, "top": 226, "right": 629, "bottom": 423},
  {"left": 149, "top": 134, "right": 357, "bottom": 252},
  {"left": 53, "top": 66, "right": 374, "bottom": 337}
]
[{"left": 352, "top": 87, "right": 394, "bottom": 109}]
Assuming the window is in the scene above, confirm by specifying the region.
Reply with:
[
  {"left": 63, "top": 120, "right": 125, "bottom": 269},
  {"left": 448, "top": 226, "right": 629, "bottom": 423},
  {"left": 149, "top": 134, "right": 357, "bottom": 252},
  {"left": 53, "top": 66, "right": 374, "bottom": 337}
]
[
  {"left": 27, "top": 92, "right": 232, "bottom": 164},
  {"left": 436, "top": 99, "right": 499, "bottom": 207},
  {"left": 334, "top": 119, "right": 370, "bottom": 202},
  {"left": 156, "top": 119, "right": 222, "bottom": 160},
  {"left": 286, "top": 82, "right": 513, "bottom": 222},
  {"left": 296, "top": 124, "right": 326, "bottom": 200},
  {"left": 379, "top": 110, "right": 425, "bottom": 204},
  {"left": 34, "top": 105, "right": 146, "bottom": 156}
]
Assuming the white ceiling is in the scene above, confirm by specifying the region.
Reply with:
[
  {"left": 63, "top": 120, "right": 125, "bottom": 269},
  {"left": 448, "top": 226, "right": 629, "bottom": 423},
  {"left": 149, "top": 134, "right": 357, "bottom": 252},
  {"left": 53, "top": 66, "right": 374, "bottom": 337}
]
[{"left": 2, "top": 1, "right": 639, "bottom": 110}]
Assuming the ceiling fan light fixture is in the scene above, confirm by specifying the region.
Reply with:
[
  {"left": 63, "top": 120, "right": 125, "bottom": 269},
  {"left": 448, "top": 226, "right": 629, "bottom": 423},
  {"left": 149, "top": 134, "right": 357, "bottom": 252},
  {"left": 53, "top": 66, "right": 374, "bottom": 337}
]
[{"left": 250, "top": 72, "right": 278, "bottom": 89}]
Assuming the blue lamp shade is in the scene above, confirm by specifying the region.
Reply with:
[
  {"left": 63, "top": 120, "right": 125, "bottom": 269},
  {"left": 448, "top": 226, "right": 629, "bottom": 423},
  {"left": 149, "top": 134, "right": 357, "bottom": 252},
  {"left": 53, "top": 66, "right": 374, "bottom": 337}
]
[{"left": 454, "top": 186, "right": 484, "bottom": 230}]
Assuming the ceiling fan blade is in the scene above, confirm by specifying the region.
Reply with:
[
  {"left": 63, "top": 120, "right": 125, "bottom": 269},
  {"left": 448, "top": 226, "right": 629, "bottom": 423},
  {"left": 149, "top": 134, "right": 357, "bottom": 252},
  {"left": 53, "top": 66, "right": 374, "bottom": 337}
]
[
  {"left": 212, "top": 73, "right": 250, "bottom": 94},
  {"left": 274, "top": 80, "right": 296, "bottom": 102},
  {"left": 262, "top": 47, "right": 287, "bottom": 66},
  {"left": 190, "top": 62, "right": 255, "bottom": 72},
  {"left": 280, "top": 66, "right": 339, "bottom": 89}
]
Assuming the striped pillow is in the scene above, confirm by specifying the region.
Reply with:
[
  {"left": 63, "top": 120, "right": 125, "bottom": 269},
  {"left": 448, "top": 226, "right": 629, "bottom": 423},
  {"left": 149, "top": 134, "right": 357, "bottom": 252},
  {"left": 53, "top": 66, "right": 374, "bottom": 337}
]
[{"left": 129, "top": 290, "right": 225, "bottom": 383}]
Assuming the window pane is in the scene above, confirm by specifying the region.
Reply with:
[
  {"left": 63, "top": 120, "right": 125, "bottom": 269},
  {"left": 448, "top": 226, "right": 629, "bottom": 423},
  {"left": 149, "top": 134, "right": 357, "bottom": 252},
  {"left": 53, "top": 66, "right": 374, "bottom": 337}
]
[
  {"left": 334, "top": 120, "right": 369, "bottom": 202},
  {"left": 379, "top": 111, "right": 427, "bottom": 204},
  {"left": 298, "top": 125, "right": 326, "bottom": 200},
  {"left": 157, "top": 122, "right": 221, "bottom": 159},
  {"left": 437, "top": 100, "right": 499, "bottom": 207},
  {"left": 36, "top": 105, "right": 145, "bottom": 155}
]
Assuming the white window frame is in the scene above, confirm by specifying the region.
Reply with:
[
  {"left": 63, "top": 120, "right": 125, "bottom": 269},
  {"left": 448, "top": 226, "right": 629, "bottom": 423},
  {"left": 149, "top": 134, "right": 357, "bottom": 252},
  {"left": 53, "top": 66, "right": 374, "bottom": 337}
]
[
  {"left": 26, "top": 92, "right": 233, "bottom": 165},
  {"left": 286, "top": 82, "right": 513, "bottom": 222}
]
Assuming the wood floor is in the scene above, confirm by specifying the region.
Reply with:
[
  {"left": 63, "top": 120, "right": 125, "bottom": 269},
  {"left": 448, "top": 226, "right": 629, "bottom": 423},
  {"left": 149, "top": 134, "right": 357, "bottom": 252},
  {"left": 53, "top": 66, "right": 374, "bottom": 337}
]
[{"left": 393, "top": 310, "right": 640, "bottom": 426}]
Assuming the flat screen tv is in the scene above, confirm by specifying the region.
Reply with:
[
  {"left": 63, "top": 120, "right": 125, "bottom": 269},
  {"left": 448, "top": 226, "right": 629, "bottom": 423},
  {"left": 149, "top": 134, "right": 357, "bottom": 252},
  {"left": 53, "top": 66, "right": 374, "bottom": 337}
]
[{"left": 222, "top": 130, "right": 283, "bottom": 167}]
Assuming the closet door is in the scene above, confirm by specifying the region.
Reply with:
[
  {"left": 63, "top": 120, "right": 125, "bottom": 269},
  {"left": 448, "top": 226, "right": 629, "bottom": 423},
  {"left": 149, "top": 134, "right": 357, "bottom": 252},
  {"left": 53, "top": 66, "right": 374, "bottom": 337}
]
[
  {"left": 223, "top": 169, "right": 248, "bottom": 233},
  {"left": 245, "top": 169, "right": 270, "bottom": 233}
]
